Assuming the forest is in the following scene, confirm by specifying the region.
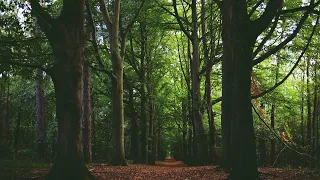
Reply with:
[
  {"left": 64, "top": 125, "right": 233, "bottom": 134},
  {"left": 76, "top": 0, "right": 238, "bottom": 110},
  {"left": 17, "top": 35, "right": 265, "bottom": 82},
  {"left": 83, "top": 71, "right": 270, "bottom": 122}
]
[{"left": 1, "top": 0, "right": 320, "bottom": 179}]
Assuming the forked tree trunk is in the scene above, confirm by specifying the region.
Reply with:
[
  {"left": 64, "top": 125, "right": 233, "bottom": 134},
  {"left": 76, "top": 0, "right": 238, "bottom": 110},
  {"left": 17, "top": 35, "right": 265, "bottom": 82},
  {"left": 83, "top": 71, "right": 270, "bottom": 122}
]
[
  {"left": 82, "top": 64, "right": 92, "bottom": 163},
  {"left": 30, "top": 0, "right": 95, "bottom": 178},
  {"left": 36, "top": 69, "right": 46, "bottom": 160},
  {"left": 221, "top": 0, "right": 281, "bottom": 178}
]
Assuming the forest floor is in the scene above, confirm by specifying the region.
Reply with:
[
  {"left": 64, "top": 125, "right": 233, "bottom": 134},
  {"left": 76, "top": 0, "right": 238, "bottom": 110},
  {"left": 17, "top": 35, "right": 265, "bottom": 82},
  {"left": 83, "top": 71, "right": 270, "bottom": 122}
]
[{"left": 1, "top": 160, "right": 320, "bottom": 179}]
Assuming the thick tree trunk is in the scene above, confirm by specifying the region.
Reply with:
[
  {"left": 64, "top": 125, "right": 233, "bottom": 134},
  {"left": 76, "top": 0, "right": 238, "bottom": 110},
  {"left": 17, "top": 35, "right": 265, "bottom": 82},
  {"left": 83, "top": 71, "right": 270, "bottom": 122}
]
[
  {"left": 228, "top": 44, "right": 258, "bottom": 179},
  {"left": 30, "top": 0, "right": 95, "bottom": 177},
  {"left": 36, "top": 68, "right": 47, "bottom": 160},
  {"left": 221, "top": 1, "right": 261, "bottom": 178},
  {"left": 47, "top": 61, "right": 93, "bottom": 179},
  {"left": 82, "top": 64, "right": 92, "bottom": 163}
]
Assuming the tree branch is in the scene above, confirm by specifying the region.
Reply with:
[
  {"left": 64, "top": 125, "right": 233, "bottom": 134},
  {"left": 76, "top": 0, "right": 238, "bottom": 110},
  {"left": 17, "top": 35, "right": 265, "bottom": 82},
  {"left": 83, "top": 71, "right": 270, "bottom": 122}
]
[
  {"left": 249, "top": 0, "right": 265, "bottom": 17},
  {"left": 173, "top": 0, "right": 192, "bottom": 40},
  {"left": 98, "top": 0, "right": 113, "bottom": 26},
  {"left": 86, "top": 1, "right": 109, "bottom": 75},
  {"left": 29, "top": 0, "right": 55, "bottom": 37},
  {"left": 253, "top": 9, "right": 310, "bottom": 66},
  {"left": 253, "top": 14, "right": 280, "bottom": 58},
  {"left": 280, "top": 1, "right": 320, "bottom": 15},
  {"left": 252, "top": 0, "right": 282, "bottom": 37},
  {"left": 252, "top": 14, "right": 319, "bottom": 99}
]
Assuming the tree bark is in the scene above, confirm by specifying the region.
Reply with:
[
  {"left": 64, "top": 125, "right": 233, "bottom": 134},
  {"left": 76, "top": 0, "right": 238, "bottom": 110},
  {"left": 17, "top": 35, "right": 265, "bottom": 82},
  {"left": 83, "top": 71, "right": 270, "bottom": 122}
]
[
  {"left": 30, "top": 0, "right": 95, "bottom": 178},
  {"left": 82, "top": 64, "right": 92, "bottom": 163},
  {"left": 221, "top": 0, "right": 281, "bottom": 178},
  {"left": 36, "top": 68, "right": 47, "bottom": 160},
  {"left": 191, "top": 0, "right": 207, "bottom": 165}
]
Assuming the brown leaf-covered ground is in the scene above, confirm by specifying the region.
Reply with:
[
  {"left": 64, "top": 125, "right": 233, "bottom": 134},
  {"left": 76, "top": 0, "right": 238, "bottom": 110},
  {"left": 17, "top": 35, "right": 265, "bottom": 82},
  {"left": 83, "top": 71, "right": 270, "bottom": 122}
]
[{"left": 1, "top": 161, "right": 320, "bottom": 180}]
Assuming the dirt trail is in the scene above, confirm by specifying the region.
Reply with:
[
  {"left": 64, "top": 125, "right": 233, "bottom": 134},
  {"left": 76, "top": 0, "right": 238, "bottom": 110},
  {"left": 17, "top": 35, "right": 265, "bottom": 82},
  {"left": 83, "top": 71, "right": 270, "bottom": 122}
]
[{"left": 1, "top": 164, "right": 320, "bottom": 179}]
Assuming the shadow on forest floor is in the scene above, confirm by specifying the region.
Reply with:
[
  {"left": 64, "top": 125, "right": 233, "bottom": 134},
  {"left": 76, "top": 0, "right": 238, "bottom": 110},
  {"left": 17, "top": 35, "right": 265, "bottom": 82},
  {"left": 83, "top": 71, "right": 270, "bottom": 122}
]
[{"left": 1, "top": 164, "right": 320, "bottom": 179}]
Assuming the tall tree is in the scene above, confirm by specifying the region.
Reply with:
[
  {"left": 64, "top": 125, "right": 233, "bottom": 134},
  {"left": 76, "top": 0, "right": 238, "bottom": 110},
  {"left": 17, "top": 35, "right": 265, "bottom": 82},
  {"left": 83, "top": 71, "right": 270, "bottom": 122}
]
[
  {"left": 220, "top": 0, "right": 282, "bottom": 178},
  {"left": 98, "top": 0, "right": 144, "bottom": 165},
  {"left": 29, "top": 0, "right": 94, "bottom": 178},
  {"left": 172, "top": 0, "right": 207, "bottom": 165}
]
